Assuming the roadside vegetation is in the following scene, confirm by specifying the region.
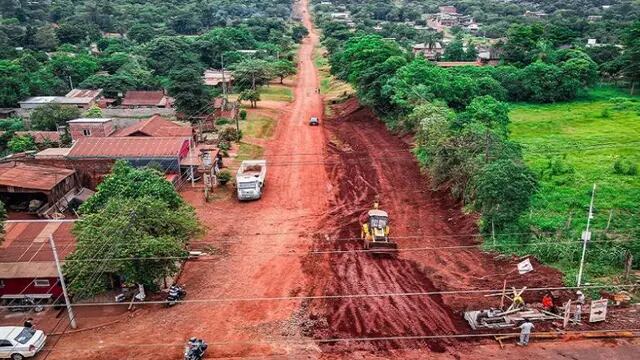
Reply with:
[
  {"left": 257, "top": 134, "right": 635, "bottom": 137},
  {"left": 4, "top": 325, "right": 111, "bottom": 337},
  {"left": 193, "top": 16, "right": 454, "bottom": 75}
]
[{"left": 240, "top": 114, "right": 277, "bottom": 139}]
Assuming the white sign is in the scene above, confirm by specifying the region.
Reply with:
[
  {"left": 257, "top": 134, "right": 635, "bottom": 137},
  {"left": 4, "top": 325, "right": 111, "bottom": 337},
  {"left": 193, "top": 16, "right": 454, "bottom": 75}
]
[
  {"left": 517, "top": 258, "right": 534, "bottom": 275},
  {"left": 589, "top": 298, "right": 608, "bottom": 323}
]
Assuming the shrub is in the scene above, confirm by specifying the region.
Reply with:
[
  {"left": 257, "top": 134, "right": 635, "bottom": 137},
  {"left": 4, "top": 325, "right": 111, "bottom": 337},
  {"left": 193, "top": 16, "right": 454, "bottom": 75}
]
[
  {"left": 218, "top": 140, "right": 230, "bottom": 151},
  {"left": 613, "top": 158, "right": 638, "bottom": 176},
  {"left": 219, "top": 127, "right": 242, "bottom": 142},
  {"left": 600, "top": 108, "right": 610, "bottom": 118},
  {"left": 239, "top": 109, "right": 247, "bottom": 120},
  {"left": 216, "top": 118, "right": 230, "bottom": 126},
  {"left": 217, "top": 170, "right": 232, "bottom": 185}
]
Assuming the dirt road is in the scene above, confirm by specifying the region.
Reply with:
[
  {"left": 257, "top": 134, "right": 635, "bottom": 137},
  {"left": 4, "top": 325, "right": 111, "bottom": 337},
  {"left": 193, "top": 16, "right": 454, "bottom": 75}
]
[{"left": 42, "top": 0, "right": 327, "bottom": 358}]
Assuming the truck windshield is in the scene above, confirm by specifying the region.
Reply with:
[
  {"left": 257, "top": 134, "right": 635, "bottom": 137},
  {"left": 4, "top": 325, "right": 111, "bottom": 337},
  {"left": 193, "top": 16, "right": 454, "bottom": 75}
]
[
  {"left": 370, "top": 216, "right": 387, "bottom": 228},
  {"left": 239, "top": 181, "right": 257, "bottom": 190},
  {"left": 14, "top": 328, "right": 35, "bottom": 344}
]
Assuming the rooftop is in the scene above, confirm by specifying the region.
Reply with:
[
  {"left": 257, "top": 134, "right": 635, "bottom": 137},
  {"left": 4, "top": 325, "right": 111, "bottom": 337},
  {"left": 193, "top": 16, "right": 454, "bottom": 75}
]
[
  {"left": 121, "top": 91, "right": 170, "bottom": 107},
  {"left": 35, "top": 148, "right": 71, "bottom": 159},
  {"left": 67, "top": 118, "right": 114, "bottom": 123},
  {"left": 203, "top": 69, "right": 235, "bottom": 86},
  {"left": 19, "top": 96, "right": 96, "bottom": 105},
  {"left": 112, "top": 115, "right": 192, "bottom": 137},
  {"left": 0, "top": 162, "right": 75, "bottom": 191},
  {"left": 65, "top": 88, "right": 103, "bottom": 99},
  {"left": 0, "top": 220, "right": 76, "bottom": 278},
  {"left": 67, "top": 137, "right": 188, "bottom": 159}
]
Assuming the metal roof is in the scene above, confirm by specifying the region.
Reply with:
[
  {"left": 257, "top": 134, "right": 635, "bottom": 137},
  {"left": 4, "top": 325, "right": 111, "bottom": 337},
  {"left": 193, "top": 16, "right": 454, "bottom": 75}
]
[
  {"left": 65, "top": 88, "right": 103, "bottom": 99},
  {"left": 112, "top": 115, "right": 192, "bottom": 137},
  {"left": 67, "top": 118, "right": 113, "bottom": 123},
  {"left": 368, "top": 209, "right": 388, "bottom": 217},
  {"left": 0, "top": 221, "right": 76, "bottom": 279},
  {"left": 0, "top": 163, "right": 75, "bottom": 191},
  {"left": 121, "top": 91, "right": 169, "bottom": 107},
  {"left": 67, "top": 137, "right": 187, "bottom": 158}
]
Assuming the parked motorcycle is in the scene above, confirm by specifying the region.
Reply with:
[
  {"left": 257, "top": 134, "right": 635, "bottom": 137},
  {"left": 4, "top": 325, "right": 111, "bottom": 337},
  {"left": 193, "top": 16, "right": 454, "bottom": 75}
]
[
  {"left": 184, "top": 338, "right": 208, "bottom": 360},
  {"left": 8, "top": 296, "right": 44, "bottom": 313},
  {"left": 166, "top": 284, "right": 186, "bottom": 307}
]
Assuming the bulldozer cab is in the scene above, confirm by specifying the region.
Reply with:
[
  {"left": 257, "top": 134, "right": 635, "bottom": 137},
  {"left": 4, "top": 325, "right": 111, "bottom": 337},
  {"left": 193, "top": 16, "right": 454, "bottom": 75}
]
[{"left": 368, "top": 210, "right": 388, "bottom": 229}]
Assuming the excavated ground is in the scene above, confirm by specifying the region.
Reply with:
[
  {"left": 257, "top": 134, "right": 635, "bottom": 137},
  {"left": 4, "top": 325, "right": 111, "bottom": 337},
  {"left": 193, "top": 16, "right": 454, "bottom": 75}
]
[{"left": 301, "top": 99, "right": 565, "bottom": 356}]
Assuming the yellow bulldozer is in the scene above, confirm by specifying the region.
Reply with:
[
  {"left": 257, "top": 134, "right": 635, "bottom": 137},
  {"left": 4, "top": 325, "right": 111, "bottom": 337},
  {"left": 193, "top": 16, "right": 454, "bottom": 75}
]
[{"left": 361, "top": 201, "right": 397, "bottom": 254}]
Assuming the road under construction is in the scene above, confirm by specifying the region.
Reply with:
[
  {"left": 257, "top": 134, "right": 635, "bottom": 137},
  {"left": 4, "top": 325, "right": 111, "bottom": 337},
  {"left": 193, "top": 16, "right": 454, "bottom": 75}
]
[{"left": 25, "top": 0, "right": 640, "bottom": 359}]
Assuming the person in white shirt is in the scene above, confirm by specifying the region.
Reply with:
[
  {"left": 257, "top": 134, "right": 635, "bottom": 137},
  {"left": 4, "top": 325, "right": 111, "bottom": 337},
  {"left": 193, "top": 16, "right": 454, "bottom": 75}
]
[{"left": 517, "top": 319, "right": 535, "bottom": 346}]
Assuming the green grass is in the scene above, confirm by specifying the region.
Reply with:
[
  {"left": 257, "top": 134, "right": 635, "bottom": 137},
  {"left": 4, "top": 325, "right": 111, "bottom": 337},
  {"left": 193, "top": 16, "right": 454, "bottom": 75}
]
[
  {"left": 506, "top": 85, "right": 640, "bottom": 283},
  {"left": 236, "top": 142, "right": 264, "bottom": 163},
  {"left": 260, "top": 85, "right": 293, "bottom": 102},
  {"left": 240, "top": 114, "right": 277, "bottom": 139}
]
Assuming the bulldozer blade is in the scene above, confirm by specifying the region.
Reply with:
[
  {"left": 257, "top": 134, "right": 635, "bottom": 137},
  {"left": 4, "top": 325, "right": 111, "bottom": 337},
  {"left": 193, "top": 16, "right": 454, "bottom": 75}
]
[{"left": 368, "top": 242, "right": 398, "bottom": 254}]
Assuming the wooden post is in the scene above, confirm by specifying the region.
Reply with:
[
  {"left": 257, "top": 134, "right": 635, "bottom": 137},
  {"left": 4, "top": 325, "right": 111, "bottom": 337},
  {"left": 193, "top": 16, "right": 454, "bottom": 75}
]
[
  {"left": 492, "top": 219, "right": 496, "bottom": 247},
  {"left": 624, "top": 252, "right": 633, "bottom": 281},
  {"left": 499, "top": 279, "right": 507, "bottom": 310},
  {"left": 605, "top": 209, "right": 613, "bottom": 232}
]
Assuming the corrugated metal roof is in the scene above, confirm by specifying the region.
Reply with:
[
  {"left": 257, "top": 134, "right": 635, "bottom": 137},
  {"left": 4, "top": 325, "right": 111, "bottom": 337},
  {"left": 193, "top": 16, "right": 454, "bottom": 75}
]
[
  {"left": 113, "top": 115, "right": 192, "bottom": 137},
  {"left": 0, "top": 163, "right": 75, "bottom": 191},
  {"left": 67, "top": 118, "right": 113, "bottom": 123},
  {"left": 121, "top": 91, "right": 168, "bottom": 106},
  {"left": 65, "top": 88, "right": 103, "bottom": 99},
  {"left": 67, "top": 137, "right": 187, "bottom": 158},
  {"left": 0, "top": 221, "right": 76, "bottom": 279},
  {"left": 35, "top": 148, "right": 71, "bottom": 159}
]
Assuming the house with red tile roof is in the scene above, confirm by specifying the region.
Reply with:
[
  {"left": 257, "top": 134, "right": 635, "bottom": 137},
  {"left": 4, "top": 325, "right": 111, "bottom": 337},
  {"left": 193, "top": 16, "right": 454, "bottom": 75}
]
[
  {"left": 112, "top": 115, "right": 192, "bottom": 138},
  {"left": 121, "top": 91, "right": 173, "bottom": 108}
]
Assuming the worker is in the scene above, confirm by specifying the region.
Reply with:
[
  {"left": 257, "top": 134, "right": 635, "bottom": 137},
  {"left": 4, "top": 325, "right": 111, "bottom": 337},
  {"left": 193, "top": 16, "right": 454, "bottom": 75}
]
[
  {"left": 23, "top": 318, "right": 33, "bottom": 329},
  {"left": 517, "top": 319, "right": 535, "bottom": 346},
  {"left": 542, "top": 292, "right": 554, "bottom": 311},
  {"left": 576, "top": 290, "right": 585, "bottom": 305}
]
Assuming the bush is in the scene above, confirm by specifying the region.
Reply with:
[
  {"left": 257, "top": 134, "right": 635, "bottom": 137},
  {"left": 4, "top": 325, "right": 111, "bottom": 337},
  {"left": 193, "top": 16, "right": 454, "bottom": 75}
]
[
  {"left": 215, "top": 118, "right": 230, "bottom": 125},
  {"left": 600, "top": 108, "right": 610, "bottom": 118},
  {"left": 613, "top": 158, "right": 638, "bottom": 176},
  {"left": 239, "top": 110, "right": 247, "bottom": 120},
  {"left": 219, "top": 127, "right": 242, "bottom": 142},
  {"left": 217, "top": 170, "right": 232, "bottom": 185},
  {"left": 218, "top": 140, "right": 230, "bottom": 151}
]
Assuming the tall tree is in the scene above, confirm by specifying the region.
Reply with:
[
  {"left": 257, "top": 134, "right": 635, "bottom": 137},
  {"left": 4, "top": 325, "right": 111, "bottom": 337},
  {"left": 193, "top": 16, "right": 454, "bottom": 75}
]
[
  {"left": 232, "top": 59, "right": 274, "bottom": 90},
  {"left": 271, "top": 60, "right": 297, "bottom": 84},
  {"left": 167, "top": 67, "right": 211, "bottom": 119},
  {"left": 30, "top": 104, "right": 81, "bottom": 131}
]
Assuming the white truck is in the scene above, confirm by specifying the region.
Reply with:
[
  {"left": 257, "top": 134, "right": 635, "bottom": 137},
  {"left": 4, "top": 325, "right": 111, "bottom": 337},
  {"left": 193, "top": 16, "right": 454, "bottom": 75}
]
[{"left": 236, "top": 160, "right": 267, "bottom": 200}]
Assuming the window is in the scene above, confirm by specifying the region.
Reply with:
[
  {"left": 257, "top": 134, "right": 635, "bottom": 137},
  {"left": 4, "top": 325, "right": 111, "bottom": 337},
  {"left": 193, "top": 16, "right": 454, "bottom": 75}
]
[
  {"left": 34, "top": 279, "right": 50, "bottom": 287},
  {"left": 83, "top": 128, "right": 91, "bottom": 136},
  {"left": 0, "top": 339, "right": 13, "bottom": 347},
  {"left": 14, "top": 328, "right": 35, "bottom": 344}
]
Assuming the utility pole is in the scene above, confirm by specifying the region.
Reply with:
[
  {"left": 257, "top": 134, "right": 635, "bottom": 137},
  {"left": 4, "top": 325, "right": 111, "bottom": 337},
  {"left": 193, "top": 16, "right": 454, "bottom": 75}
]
[
  {"left": 68, "top": 76, "right": 74, "bottom": 90},
  {"left": 577, "top": 183, "right": 596, "bottom": 287},
  {"left": 220, "top": 54, "right": 227, "bottom": 102},
  {"left": 48, "top": 234, "right": 77, "bottom": 329}
]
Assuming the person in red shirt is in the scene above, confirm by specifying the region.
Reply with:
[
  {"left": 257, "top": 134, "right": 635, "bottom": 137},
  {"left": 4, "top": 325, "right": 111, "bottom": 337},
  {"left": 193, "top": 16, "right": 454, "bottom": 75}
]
[{"left": 542, "top": 291, "right": 555, "bottom": 313}]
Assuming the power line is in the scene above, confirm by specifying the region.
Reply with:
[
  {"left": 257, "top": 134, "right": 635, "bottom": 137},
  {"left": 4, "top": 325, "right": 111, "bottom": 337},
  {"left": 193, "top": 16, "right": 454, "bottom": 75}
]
[{"left": 4, "top": 284, "right": 636, "bottom": 310}]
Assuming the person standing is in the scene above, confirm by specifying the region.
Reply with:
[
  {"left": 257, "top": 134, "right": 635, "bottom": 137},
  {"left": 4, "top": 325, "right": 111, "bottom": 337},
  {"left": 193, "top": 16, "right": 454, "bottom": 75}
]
[
  {"left": 517, "top": 319, "right": 535, "bottom": 346},
  {"left": 574, "top": 290, "right": 585, "bottom": 323}
]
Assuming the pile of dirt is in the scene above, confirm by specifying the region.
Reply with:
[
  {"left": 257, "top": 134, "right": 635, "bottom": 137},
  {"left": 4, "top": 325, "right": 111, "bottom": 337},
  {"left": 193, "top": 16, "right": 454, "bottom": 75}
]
[{"left": 300, "top": 98, "right": 565, "bottom": 354}]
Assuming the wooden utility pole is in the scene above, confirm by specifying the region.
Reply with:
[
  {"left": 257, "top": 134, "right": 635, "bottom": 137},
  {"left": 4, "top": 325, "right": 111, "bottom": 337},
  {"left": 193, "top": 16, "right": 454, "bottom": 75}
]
[{"left": 49, "top": 234, "right": 77, "bottom": 329}]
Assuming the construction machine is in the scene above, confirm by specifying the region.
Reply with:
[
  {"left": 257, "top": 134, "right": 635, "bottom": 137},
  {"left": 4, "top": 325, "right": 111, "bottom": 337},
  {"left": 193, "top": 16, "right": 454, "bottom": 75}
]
[{"left": 361, "top": 201, "right": 397, "bottom": 254}]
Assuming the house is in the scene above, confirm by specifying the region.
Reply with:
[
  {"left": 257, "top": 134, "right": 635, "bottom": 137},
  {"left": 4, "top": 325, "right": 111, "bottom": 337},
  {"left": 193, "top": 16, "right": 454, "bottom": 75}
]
[
  {"left": 121, "top": 91, "right": 172, "bottom": 108},
  {"left": 67, "top": 118, "right": 115, "bottom": 141},
  {"left": 18, "top": 89, "right": 103, "bottom": 110},
  {"left": 203, "top": 69, "right": 235, "bottom": 88},
  {"left": 587, "top": 16, "right": 602, "bottom": 22},
  {"left": 467, "top": 22, "right": 480, "bottom": 33},
  {"left": 66, "top": 137, "right": 190, "bottom": 172},
  {"left": 0, "top": 220, "right": 76, "bottom": 300},
  {"left": 412, "top": 42, "right": 445, "bottom": 60},
  {"left": 330, "top": 12, "right": 351, "bottom": 21},
  {"left": 0, "top": 109, "right": 17, "bottom": 119},
  {"left": 0, "top": 162, "right": 77, "bottom": 216},
  {"left": 439, "top": 6, "right": 458, "bottom": 15},
  {"left": 112, "top": 115, "right": 192, "bottom": 138}
]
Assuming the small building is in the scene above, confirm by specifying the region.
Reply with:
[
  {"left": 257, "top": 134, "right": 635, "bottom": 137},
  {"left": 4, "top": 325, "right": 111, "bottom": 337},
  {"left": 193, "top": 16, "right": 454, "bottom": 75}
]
[
  {"left": 67, "top": 118, "right": 115, "bottom": 141},
  {"left": 330, "top": 12, "right": 351, "bottom": 21},
  {"left": 0, "top": 108, "right": 17, "bottom": 119},
  {"left": 66, "top": 137, "right": 190, "bottom": 172},
  {"left": 0, "top": 220, "right": 76, "bottom": 300},
  {"left": 439, "top": 6, "right": 458, "bottom": 15},
  {"left": 203, "top": 69, "right": 235, "bottom": 88},
  {"left": 412, "top": 42, "right": 445, "bottom": 60},
  {"left": 0, "top": 162, "right": 77, "bottom": 215},
  {"left": 112, "top": 115, "right": 192, "bottom": 138},
  {"left": 121, "top": 91, "right": 172, "bottom": 109},
  {"left": 524, "top": 11, "right": 548, "bottom": 18},
  {"left": 18, "top": 89, "right": 103, "bottom": 110},
  {"left": 587, "top": 15, "right": 602, "bottom": 22}
]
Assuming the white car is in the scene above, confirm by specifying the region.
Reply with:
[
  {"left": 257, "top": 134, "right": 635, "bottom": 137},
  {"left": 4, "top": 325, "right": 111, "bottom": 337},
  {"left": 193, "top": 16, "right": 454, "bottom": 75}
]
[{"left": 0, "top": 327, "right": 46, "bottom": 359}]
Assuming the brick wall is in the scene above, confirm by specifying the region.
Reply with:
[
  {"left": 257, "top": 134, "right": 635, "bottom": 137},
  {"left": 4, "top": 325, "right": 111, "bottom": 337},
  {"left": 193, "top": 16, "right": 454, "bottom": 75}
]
[{"left": 69, "top": 121, "right": 114, "bottom": 141}]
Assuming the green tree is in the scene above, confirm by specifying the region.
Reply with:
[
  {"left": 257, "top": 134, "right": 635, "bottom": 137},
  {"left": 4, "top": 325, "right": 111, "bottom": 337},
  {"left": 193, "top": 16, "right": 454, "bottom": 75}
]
[
  {"left": 33, "top": 25, "right": 59, "bottom": 51},
  {"left": 64, "top": 196, "right": 199, "bottom": 297},
  {"left": 0, "top": 60, "right": 30, "bottom": 107},
  {"left": 620, "top": 21, "right": 640, "bottom": 94},
  {"left": 30, "top": 104, "right": 81, "bottom": 131},
  {"left": 474, "top": 159, "right": 538, "bottom": 229},
  {"left": 83, "top": 105, "right": 103, "bottom": 118},
  {"left": 49, "top": 54, "right": 99, "bottom": 88},
  {"left": 7, "top": 135, "right": 37, "bottom": 153},
  {"left": 128, "top": 23, "right": 156, "bottom": 43},
  {"left": 232, "top": 59, "right": 274, "bottom": 90},
  {"left": 502, "top": 23, "right": 545, "bottom": 67},
  {"left": 80, "top": 161, "right": 184, "bottom": 214},
  {"left": 292, "top": 24, "right": 309, "bottom": 42},
  {"left": 443, "top": 37, "right": 466, "bottom": 61},
  {"left": 272, "top": 60, "right": 297, "bottom": 84},
  {"left": 239, "top": 89, "right": 260, "bottom": 108},
  {"left": 144, "top": 37, "right": 202, "bottom": 76},
  {"left": 167, "top": 67, "right": 211, "bottom": 119}
]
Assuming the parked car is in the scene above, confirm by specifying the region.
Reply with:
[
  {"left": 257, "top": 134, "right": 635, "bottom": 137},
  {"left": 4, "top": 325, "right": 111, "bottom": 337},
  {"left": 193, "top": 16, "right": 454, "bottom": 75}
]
[
  {"left": 0, "top": 326, "right": 46, "bottom": 359},
  {"left": 309, "top": 117, "right": 319, "bottom": 126}
]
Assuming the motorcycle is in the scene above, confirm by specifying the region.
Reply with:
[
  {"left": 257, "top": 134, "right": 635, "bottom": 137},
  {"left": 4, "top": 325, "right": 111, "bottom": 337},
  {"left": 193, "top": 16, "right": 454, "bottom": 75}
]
[
  {"left": 184, "top": 338, "right": 208, "bottom": 360},
  {"left": 8, "top": 296, "right": 44, "bottom": 313},
  {"left": 166, "top": 284, "right": 186, "bottom": 307}
]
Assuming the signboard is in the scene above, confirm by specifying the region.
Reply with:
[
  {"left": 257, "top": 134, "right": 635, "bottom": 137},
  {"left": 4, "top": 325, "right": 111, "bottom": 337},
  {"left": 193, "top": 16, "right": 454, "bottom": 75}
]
[
  {"left": 563, "top": 299, "right": 572, "bottom": 328},
  {"left": 589, "top": 298, "right": 608, "bottom": 323},
  {"left": 517, "top": 258, "right": 534, "bottom": 275}
]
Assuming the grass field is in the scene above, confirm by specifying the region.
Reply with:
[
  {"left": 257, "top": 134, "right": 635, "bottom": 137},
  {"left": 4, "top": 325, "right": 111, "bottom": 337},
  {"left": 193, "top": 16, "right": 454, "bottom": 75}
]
[
  {"left": 313, "top": 45, "right": 354, "bottom": 115},
  {"left": 506, "top": 86, "right": 640, "bottom": 283},
  {"left": 260, "top": 84, "right": 293, "bottom": 102},
  {"left": 240, "top": 113, "right": 277, "bottom": 139}
]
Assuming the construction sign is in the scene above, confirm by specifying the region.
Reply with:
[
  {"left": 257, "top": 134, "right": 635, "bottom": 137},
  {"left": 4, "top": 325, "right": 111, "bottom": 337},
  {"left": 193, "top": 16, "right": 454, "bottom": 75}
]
[
  {"left": 517, "top": 258, "right": 534, "bottom": 275},
  {"left": 589, "top": 298, "right": 608, "bottom": 323}
]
